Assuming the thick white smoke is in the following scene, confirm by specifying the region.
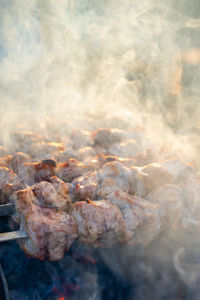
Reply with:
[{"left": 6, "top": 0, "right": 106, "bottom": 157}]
[{"left": 0, "top": 0, "right": 200, "bottom": 291}]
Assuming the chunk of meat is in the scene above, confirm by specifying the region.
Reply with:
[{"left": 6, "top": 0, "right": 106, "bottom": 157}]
[
  {"left": 72, "top": 171, "right": 99, "bottom": 201},
  {"left": 11, "top": 152, "right": 31, "bottom": 175},
  {"left": 108, "top": 139, "right": 140, "bottom": 158},
  {"left": 107, "top": 191, "right": 161, "bottom": 246},
  {"left": 49, "top": 176, "right": 71, "bottom": 204},
  {"left": 147, "top": 184, "right": 182, "bottom": 227},
  {"left": 98, "top": 153, "right": 137, "bottom": 168},
  {"left": 13, "top": 188, "right": 78, "bottom": 260},
  {"left": 30, "top": 142, "right": 64, "bottom": 160},
  {"left": 98, "top": 161, "right": 132, "bottom": 196},
  {"left": 67, "top": 129, "right": 93, "bottom": 150},
  {"left": 32, "top": 180, "right": 71, "bottom": 211},
  {"left": 70, "top": 199, "right": 129, "bottom": 246},
  {"left": 82, "top": 156, "right": 101, "bottom": 171},
  {"left": 92, "top": 128, "right": 126, "bottom": 148},
  {"left": 57, "top": 159, "right": 85, "bottom": 182},
  {"left": 130, "top": 163, "right": 172, "bottom": 197},
  {"left": 20, "top": 159, "right": 57, "bottom": 185},
  {"left": 77, "top": 147, "right": 96, "bottom": 160},
  {"left": 52, "top": 148, "right": 78, "bottom": 163},
  {"left": 0, "top": 155, "right": 13, "bottom": 168},
  {"left": 0, "top": 167, "right": 24, "bottom": 203}
]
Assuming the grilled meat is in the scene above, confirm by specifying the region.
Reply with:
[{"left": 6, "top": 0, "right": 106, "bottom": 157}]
[
  {"left": 32, "top": 180, "right": 71, "bottom": 211},
  {"left": 70, "top": 199, "right": 128, "bottom": 246},
  {"left": 130, "top": 163, "right": 172, "bottom": 196},
  {"left": 92, "top": 128, "right": 126, "bottom": 148},
  {"left": 0, "top": 167, "right": 24, "bottom": 204},
  {"left": 20, "top": 159, "right": 57, "bottom": 185},
  {"left": 0, "top": 119, "right": 198, "bottom": 261},
  {"left": 72, "top": 171, "right": 99, "bottom": 201},
  {"left": 57, "top": 159, "right": 85, "bottom": 182},
  {"left": 107, "top": 191, "right": 161, "bottom": 245},
  {"left": 13, "top": 187, "right": 77, "bottom": 261}
]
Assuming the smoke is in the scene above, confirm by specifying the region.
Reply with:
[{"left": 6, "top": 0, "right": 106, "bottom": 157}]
[
  {"left": 0, "top": 0, "right": 197, "bottom": 116},
  {"left": 0, "top": 0, "right": 200, "bottom": 295}
]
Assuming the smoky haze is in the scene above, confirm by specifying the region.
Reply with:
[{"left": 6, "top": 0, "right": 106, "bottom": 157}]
[{"left": 0, "top": 0, "right": 200, "bottom": 295}]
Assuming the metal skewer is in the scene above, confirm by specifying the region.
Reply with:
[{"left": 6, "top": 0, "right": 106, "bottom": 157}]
[
  {"left": 0, "top": 203, "right": 15, "bottom": 217},
  {"left": 0, "top": 230, "right": 28, "bottom": 243},
  {"left": 0, "top": 202, "right": 28, "bottom": 242}
]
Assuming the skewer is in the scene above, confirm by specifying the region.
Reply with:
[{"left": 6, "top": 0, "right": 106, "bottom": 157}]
[
  {"left": 0, "top": 230, "right": 28, "bottom": 243},
  {"left": 0, "top": 203, "right": 15, "bottom": 217},
  {"left": 0, "top": 203, "right": 28, "bottom": 242}
]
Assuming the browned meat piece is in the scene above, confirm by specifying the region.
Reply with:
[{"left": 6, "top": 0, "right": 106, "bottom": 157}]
[
  {"left": 98, "top": 161, "right": 132, "bottom": 196},
  {"left": 77, "top": 147, "right": 96, "bottom": 160},
  {"left": 20, "top": 159, "right": 57, "bottom": 185},
  {"left": 92, "top": 128, "right": 126, "bottom": 148},
  {"left": 0, "top": 167, "right": 24, "bottom": 203},
  {"left": 49, "top": 176, "right": 71, "bottom": 202},
  {"left": 98, "top": 153, "right": 137, "bottom": 168},
  {"left": 130, "top": 163, "right": 172, "bottom": 197},
  {"left": 13, "top": 188, "right": 78, "bottom": 260},
  {"left": 99, "top": 161, "right": 132, "bottom": 180},
  {"left": 52, "top": 148, "right": 78, "bottom": 163},
  {"left": 130, "top": 149, "right": 157, "bottom": 166},
  {"left": 67, "top": 129, "right": 93, "bottom": 150},
  {"left": 70, "top": 199, "right": 128, "bottom": 246},
  {"left": 147, "top": 184, "right": 182, "bottom": 227},
  {"left": 32, "top": 179, "right": 71, "bottom": 211},
  {"left": 107, "top": 191, "right": 161, "bottom": 245},
  {"left": 72, "top": 171, "right": 99, "bottom": 201},
  {"left": 11, "top": 152, "right": 31, "bottom": 174},
  {"left": 108, "top": 139, "right": 140, "bottom": 158},
  {"left": 82, "top": 156, "right": 101, "bottom": 171},
  {"left": 0, "top": 155, "right": 13, "bottom": 168},
  {"left": 179, "top": 178, "right": 200, "bottom": 232},
  {"left": 57, "top": 159, "right": 85, "bottom": 182},
  {"left": 98, "top": 153, "right": 119, "bottom": 164},
  {"left": 30, "top": 142, "right": 64, "bottom": 159},
  {"left": 99, "top": 177, "right": 129, "bottom": 197}
]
